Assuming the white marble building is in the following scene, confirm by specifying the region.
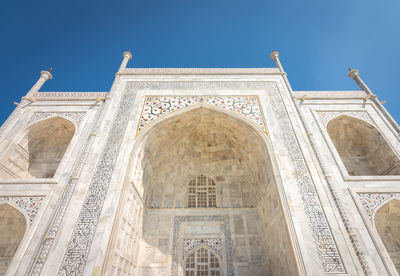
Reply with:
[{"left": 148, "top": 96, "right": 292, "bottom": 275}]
[{"left": 0, "top": 51, "right": 399, "bottom": 276}]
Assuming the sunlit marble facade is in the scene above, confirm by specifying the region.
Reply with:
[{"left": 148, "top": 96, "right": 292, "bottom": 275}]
[{"left": 0, "top": 51, "right": 399, "bottom": 276}]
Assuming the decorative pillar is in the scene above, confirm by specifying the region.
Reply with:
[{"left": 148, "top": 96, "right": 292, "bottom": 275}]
[
  {"left": 26, "top": 69, "right": 52, "bottom": 97},
  {"left": 348, "top": 67, "right": 400, "bottom": 135},
  {"left": 118, "top": 51, "right": 133, "bottom": 71},
  {"left": 270, "top": 51, "right": 372, "bottom": 275}
]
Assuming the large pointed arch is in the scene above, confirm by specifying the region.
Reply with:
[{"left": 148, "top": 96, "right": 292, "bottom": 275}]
[
  {"left": 103, "top": 105, "right": 301, "bottom": 275},
  {"left": 0, "top": 203, "right": 27, "bottom": 275},
  {"left": 374, "top": 198, "right": 400, "bottom": 274},
  {"left": 0, "top": 116, "right": 75, "bottom": 179},
  {"left": 327, "top": 115, "right": 400, "bottom": 176}
]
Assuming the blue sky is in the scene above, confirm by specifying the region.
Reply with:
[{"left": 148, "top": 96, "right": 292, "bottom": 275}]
[{"left": 1, "top": 0, "right": 399, "bottom": 124}]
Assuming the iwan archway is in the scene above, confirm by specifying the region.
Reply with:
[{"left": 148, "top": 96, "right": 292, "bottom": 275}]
[{"left": 104, "top": 106, "right": 300, "bottom": 275}]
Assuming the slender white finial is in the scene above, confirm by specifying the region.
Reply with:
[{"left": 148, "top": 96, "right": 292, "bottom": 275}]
[{"left": 26, "top": 69, "right": 53, "bottom": 97}]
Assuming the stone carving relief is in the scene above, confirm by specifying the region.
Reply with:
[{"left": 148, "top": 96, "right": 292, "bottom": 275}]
[
  {"left": 26, "top": 112, "right": 86, "bottom": 128},
  {"left": 137, "top": 96, "right": 266, "bottom": 136},
  {"left": 318, "top": 111, "right": 375, "bottom": 127},
  {"left": 357, "top": 193, "right": 400, "bottom": 222},
  {"left": 183, "top": 238, "right": 223, "bottom": 259},
  {"left": 172, "top": 216, "right": 233, "bottom": 276},
  {"left": 0, "top": 196, "right": 44, "bottom": 225}
]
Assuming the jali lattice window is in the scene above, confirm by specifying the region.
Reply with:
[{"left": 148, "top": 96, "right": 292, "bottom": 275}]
[
  {"left": 185, "top": 246, "right": 220, "bottom": 276},
  {"left": 188, "top": 175, "right": 216, "bottom": 208}
]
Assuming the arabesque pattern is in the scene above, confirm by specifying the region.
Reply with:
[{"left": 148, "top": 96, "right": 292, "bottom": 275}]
[{"left": 137, "top": 96, "right": 266, "bottom": 135}]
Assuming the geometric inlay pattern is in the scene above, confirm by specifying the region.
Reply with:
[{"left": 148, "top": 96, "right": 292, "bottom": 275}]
[
  {"left": 357, "top": 193, "right": 400, "bottom": 222},
  {"left": 0, "top": 196, "right": 44, "bottom": 224},
  {"left": 137, "top": 96, "right": 266, "bottom": 136}
]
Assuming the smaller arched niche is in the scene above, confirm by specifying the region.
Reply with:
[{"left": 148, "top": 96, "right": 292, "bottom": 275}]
[
  {"left": 0, "top": 203, "right": 26, "bottom": 275},
  {"left": 327, "top": 115, "right": 400, "bottom": 176},
  {"left": 0, "top": 116, "right": 75, "bottom": 179},
  {"left": 375, "top": 199, "right": 400, "bottom": 274},
  {"left": 184, "top": 246, "right": 221, "bottom": 276}
]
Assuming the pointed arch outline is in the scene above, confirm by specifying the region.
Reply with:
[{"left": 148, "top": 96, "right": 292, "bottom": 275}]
[{"left": 326, "top": 114, "right": 400, "bottom": 176}]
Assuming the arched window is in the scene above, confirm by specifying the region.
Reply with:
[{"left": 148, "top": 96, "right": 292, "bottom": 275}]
[
  {"left": 327, "top": 115, "right": 400, "bottom": 176},
  {"left": 0, "top": 203, "right": 26, "bottom": 275},
  {"left": 375, "top": 199, "right": 400, "bottom": 274},
  {"left": 188, "top": 175, "right": 216, "bottom": 208},
  {"left": 0, "top": 116, "right": 75, "bottom": 179},
  {"left": 184, "top": 246, "right": 220, "bottom": 276}
]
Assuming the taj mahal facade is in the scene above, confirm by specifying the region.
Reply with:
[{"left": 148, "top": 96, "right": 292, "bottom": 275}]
[{"left": 0, "top": 51, "right": 399, "bottom": 276}]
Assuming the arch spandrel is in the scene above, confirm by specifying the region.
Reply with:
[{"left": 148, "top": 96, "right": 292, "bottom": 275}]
[{"left": 135, "top": 96, "right": 268, "bottom": 137}]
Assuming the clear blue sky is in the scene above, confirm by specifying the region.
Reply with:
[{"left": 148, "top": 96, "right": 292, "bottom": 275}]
[{"left": 1, "top": 0, "right": 399, "bottom": 124}]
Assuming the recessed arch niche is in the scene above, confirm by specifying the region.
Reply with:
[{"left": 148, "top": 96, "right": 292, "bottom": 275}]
[
  {"left": 105, "top": 106, "right": 299, "bottom": 275},
  {"left": 0, "top": 203, "right": 27, "bottom": 275},
  {"left": 0, "top": 116, "right": 75, "bottom": 179},
  {"left": 374, "top": 199, "right": 400, "bottom": 274},
  {"left": 327, "top": 115, "right": 400, "bottom": 176}
]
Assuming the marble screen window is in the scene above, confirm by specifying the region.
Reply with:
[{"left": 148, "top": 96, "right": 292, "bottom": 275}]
[
  {"left": 184, "top": 246, "right": 220, "bottom": 276},
  {"left": 187, "top": 175, "right": 217, "bottom": 208}
]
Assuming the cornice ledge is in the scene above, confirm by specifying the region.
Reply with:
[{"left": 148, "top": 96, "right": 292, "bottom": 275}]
[
  {"left": 31, "top": 92, "right": 109, "bottom": 100},
  {"left": 117, "top": 68, "right": 282, "bottom": 75},
  {"left": 293, "top": 90, "right": 367, "bottom": 99}
]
